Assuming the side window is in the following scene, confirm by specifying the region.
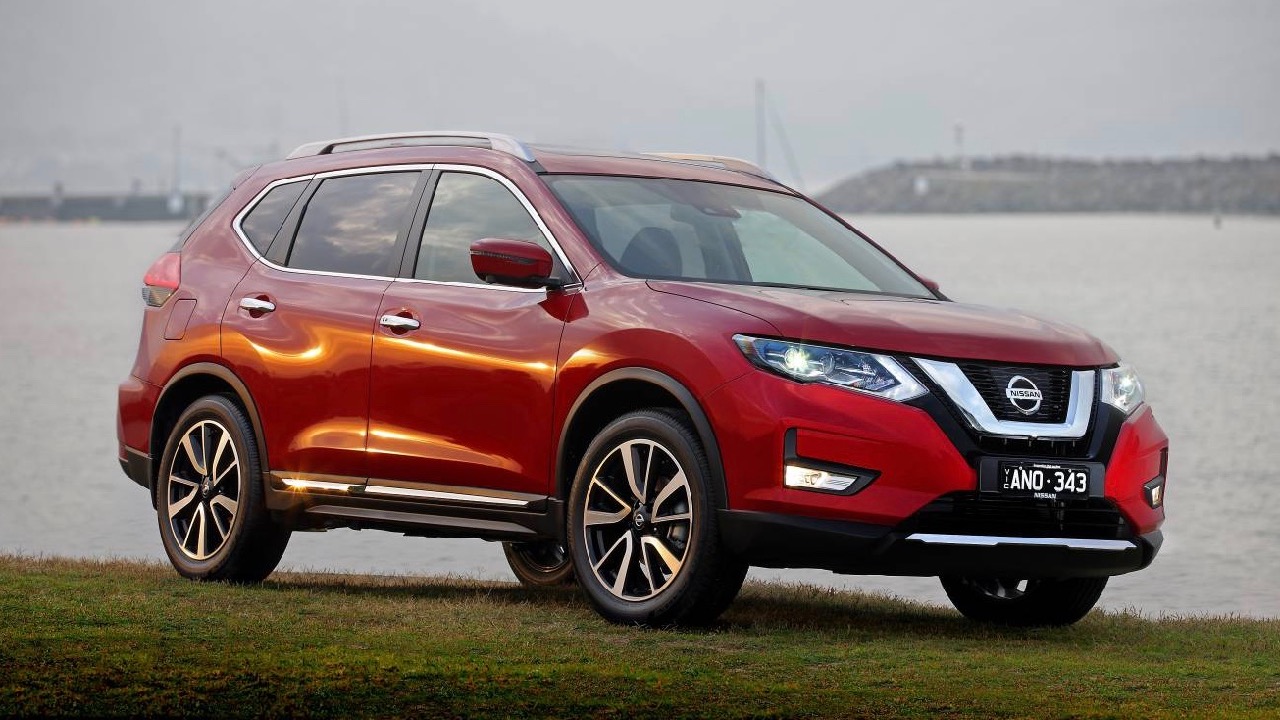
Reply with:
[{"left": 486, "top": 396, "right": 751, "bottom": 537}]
[
  {"left": 287, "top": 172, "right": 419, "bottom": 276},
  {"left": 415, "top": 172, "right": 556, "bottom": 283},
  {"left": 240, "top": 181, "right": 307, "bottom": 254}
]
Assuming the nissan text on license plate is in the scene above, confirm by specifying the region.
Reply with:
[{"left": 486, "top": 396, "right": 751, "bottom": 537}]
[{"left": 998, "top": 461, "right": 1090, "bottom": 500}]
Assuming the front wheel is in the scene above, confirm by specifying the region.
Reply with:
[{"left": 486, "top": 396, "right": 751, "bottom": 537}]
[
  {"left": 567, "top": 409, "right": 747, "bottom": 626},
  {"left": 155, "top": 395, "right": 290, "bottom": 583},
  {"left": 940, "top": 576, "right": 1108, "bottom": 627},
  {"left": 503, "top": 540, "right": 575, "bottom": 587}
]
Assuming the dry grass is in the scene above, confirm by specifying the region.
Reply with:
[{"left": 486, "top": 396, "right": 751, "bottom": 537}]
[{"left": 1, "top": 555, "right": 1277, "bottom": 718}]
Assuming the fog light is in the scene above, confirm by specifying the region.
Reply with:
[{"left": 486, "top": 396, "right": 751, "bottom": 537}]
[
  {"left": 785, "top": 464, "right": 864, "bottom": 494},
  {"left": 1143, "top": 476, "right": 1165, "bottom": 509}
]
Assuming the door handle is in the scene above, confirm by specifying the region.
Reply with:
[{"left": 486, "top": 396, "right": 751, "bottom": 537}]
[
  {"left": 239, "top": 297, "right": 276, "bottom": 313},
  {"left": 379, "top": 314, "right": 420, "bottom": 331}
]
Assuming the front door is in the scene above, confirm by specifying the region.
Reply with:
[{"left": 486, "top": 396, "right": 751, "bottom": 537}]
[{"left": 366, "top": 169, "right": 576, "bottom": 495}]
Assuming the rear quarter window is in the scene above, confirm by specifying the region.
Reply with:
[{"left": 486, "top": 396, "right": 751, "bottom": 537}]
[{"left": 239, "top": 180, "right": 308, "bottom": 254}]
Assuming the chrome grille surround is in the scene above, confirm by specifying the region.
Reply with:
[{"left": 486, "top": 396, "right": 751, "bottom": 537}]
[{"left": 913, "top": 358, "right": 1094, "bottom": 439}]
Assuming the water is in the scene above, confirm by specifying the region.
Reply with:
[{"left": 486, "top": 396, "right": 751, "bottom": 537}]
[{"left": 1, "top": 215, "right": 1276, "bottom": 617}]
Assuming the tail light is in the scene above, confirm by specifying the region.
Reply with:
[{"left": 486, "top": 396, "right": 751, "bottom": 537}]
[{"left": 142, "top": 252, "right": 181, "bottom": 307}]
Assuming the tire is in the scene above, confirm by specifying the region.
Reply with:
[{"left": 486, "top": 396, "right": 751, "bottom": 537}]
[
  {"left": 155, "top": 395, "right": 290, "bottom": 583},
  {"left": 503, "top": 540, "right": 575, "bottom": 587},
  {"left": 567, "top": 409, "right": 747, "bottom": 626},
  {"left": 940, "top": 575, "right": 1108, "bottom": 627}
]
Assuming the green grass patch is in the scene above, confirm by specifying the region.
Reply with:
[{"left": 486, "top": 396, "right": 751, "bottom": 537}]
[{"left": 1, "top": 555, "right": 1276, "bottom": 718}]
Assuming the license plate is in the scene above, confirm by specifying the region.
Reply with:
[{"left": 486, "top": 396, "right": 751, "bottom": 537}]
[{"left": 996, "top": 461, "right": 1091, "bottom": 500}]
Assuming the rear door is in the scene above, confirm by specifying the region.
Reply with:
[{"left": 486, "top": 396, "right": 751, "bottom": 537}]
[
  {"left": 222, "top": 169, "right": 427, "bottom": 483},
  {"left": 366, "top": 168, "right": 578, "bottom": 496}
]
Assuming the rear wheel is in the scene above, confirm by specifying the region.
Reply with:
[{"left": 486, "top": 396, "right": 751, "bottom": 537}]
[
  {"left": 156, "top": 395, "right": 290, "bottom": 583},
  {"left": 567, "top": 409, "right": 746, "bottom": 626},
  {"left": 503, "top": 540, "right": 575, "bottom": 587},
  {"left": 940, "top": 576, "right": 1108, "bottom": 626}
]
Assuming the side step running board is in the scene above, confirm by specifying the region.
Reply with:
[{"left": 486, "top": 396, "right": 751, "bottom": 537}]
[{"left": 304, "top": 504, "right": 537, "bottom": 537}]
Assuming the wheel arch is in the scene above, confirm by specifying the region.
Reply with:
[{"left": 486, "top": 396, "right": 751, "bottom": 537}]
[
  {"left": 555, "top": 367, "right": 728, "bottom": 509},
  {"left": 150, "top": 362, "right": 269, "bottom": 504}
]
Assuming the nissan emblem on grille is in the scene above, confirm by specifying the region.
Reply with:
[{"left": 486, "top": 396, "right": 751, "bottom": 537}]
[{"left": 1005, "top": 375, "right": 1043, "bottom": 415}]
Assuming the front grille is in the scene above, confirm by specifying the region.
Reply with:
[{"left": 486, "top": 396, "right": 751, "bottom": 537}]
[
  {"left": 905, "top": 492, "right": 1129, "bottom": 540},
  {"left": 972, "top": 434, "right": 1091, "bottom": 458},
  {"left": 957, "top": 362, "right": 1072, "bottom": 423},
  {"left": 906, "top": 360, "right": 1098, "bottom": 459}
]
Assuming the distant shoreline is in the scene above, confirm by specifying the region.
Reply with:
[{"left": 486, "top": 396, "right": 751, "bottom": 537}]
[
  {"left": 817, "top": 154, "right": 1280, "bottom": 215},
  {"left": 0, "top": 191, "right": 210, "bottom": 223}
]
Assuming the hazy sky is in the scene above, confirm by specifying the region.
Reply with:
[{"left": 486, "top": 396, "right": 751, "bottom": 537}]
[{"left": 1, "top": 0, "right": 1276, "bottom": 193}]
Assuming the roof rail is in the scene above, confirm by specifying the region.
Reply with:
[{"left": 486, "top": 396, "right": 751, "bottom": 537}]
[
  {"left": 286, "top": 131, "right": 536, "bottom": 162},
  {"left": 646, "top": 153, "right": 777, "bottom": 182}
]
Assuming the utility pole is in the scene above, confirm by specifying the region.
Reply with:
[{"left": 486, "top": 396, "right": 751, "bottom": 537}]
[
  {"left": 756, "top": 78, "right": 767, "bottom": 169},
  {"left": 954, "top": 120, "right": 968, "bottom": 171},
  {"left": 172, "top": 125, "right": 182, "bottom": 195},
  {"left": 168, "top": 125, "right": 184, "bottom": 216},
  {"left": 754, "top": 79, "right": 804, "bottom": 190}
]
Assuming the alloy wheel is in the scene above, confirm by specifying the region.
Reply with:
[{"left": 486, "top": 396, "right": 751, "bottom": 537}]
[
  {"left": 581, "top": 438, "right": 693, "bottom": 601},
  {"left": 964, "top": 577, "right": 1033, "bottom": 600},
  {"left": 166, "top": 419, "right": 241, "bottom": 561},
  {"left": 512, "top": 541, "right": 569, "bottom": 572}
]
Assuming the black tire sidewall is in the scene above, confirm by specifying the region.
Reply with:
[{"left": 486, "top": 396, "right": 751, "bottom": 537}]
[
  {"left": 503, "top": 541, "right": 575, "bottom": 587},
  {"left": 156, "top": 395, "right": 261, "bottom": 579},
  {"left": 941, "top": 575, "right": 1108, "bottom": 626},
  {"left": 567, "top": 410, "right": 716, "bottom": 625}
]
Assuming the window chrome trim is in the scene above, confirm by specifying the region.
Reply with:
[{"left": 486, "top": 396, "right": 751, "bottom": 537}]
[
  {"left": 390, "top": 276, "right": 547, "bottom": 294},
  {"left": 912, "top": 358, "right": 1094, "bottom": 439},
  {"left": 230, "top": 165, "right": 431, "bottom": 282},
  {"left": 906, "top": 533, "right": 1135, "bottom": 552},
  {"left": 231, "top": 174, "right": 315, "bottom": 248},
  {"left": 230, "top": 163, "right": 581, "bottom": 290}
]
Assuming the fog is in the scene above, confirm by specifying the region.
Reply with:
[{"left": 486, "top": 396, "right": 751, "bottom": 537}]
[{"left": 1, "top": 0, "right": 1277, "bottom": 192}]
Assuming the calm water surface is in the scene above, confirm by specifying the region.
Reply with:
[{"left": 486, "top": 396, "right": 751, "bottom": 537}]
[{"left": 1, "top": 215, "right": 1276, "bottom": 617}]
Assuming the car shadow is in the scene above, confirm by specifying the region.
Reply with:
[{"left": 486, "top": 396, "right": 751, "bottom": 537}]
[
  {"left": 264, "top": 573, "right": 584, "bottom": 607},
  {"left": 259, "top": 573, "right": 1132, "bottom": 643}
]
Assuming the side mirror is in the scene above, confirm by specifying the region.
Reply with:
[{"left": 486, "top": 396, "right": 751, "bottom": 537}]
[
  {"left": 470, "top": 238, "right": 562, "bottom": 289},
  {"left": 918, "top": 276, "right": 942, "bottom": 295}
]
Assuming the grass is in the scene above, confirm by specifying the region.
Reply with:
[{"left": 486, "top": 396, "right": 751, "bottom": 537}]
[{"left": 0, "top": 556, "right": 1276, "bottom": 719}]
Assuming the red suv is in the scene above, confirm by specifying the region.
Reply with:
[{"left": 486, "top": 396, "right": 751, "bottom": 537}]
[{"left": 117, "top": 131, "right": 1167, "bottom": 626}]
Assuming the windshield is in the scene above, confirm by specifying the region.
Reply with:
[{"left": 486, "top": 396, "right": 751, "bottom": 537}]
[{"left": 544, "top": 175, "right": 931, "bottom": 298}]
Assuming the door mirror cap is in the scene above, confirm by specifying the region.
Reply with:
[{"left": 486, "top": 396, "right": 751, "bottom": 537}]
[
  {"left": 470, "top": 238, "right": 563, "bottom": 289},
  {"left": 918, "top": 275, "right": 943, "bottom": 296}
]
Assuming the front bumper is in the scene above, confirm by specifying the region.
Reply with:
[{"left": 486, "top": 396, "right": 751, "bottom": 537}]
[
  {"left": 704, "top": 369, "right": 1169, "bottom": 577},
  {"left": 720, "top": 509, "right": 1162, "bottom": 578}
]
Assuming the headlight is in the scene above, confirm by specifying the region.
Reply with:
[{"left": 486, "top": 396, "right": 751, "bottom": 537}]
[
  {"left": 1101, "top": 362, "right": 1145, "bottom": 415},
  {"left": 733, "top": 335, "right": 927, "bottom": 402}
]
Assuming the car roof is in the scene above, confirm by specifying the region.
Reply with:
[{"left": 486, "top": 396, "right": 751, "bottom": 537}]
[
  {"left": 530, "top": 145, "right": 787, "bottom": 190},
  {"left": 272, "top": 131, "right": 792, "bottom": 192}
]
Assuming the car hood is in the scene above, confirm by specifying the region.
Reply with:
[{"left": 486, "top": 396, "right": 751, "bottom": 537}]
[{"left": 649, "top": 281, "right": 1116, "bottom": 367}]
